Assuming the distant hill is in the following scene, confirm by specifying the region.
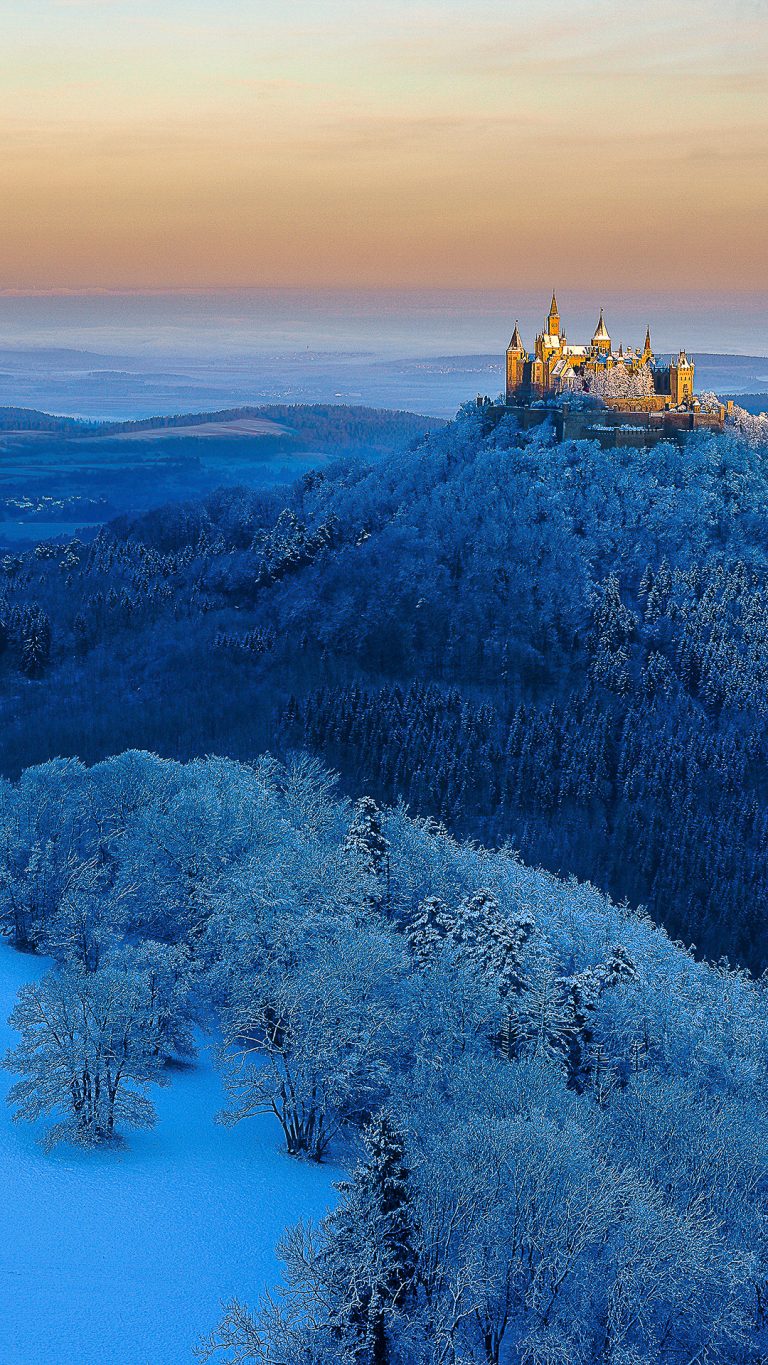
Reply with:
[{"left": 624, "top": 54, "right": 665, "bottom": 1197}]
[
  {"left": 0, "top": 407, "right": 96, "bottom": 434},
  {"left": 691, "top": 352, "right": 768, "bottom": 392},
  {"left": 0, "top": 345, "right": 763, "bottom": 421},
  {"left": 0, "top": 401, "right": 445, "bottom": 441},
  {"left": 0, "top": 402, "right": 446, "bottom": 545}
]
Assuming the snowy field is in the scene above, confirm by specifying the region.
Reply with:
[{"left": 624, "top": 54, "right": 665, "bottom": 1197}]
[{"left": 0, "top": 947, "right": 336, "bottom": 1365}]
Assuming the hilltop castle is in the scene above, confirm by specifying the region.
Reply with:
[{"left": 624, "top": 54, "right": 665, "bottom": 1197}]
[
  {"left": 506, "top": 292, "right": 698, "bottom": 411},
  {"left": 486, "top": 293, "right": 730, "bottom": 445}
]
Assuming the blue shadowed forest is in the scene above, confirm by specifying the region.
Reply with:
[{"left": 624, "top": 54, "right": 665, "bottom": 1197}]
[{"left": 0, "top": 395, "right": 767, "bottom": 1362}]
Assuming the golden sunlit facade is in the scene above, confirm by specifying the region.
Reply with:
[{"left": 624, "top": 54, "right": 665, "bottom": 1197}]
[{"left": 506, "top": 293, "right": 700, "bottom": 410}]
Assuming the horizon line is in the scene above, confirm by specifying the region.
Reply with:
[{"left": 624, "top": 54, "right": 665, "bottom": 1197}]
[{"left": 1, "top": 285, "right": 767, "bottom": 301}]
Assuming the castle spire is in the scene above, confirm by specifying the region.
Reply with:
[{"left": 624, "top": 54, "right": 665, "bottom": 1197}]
[
  {"left": 590, "top": 306, "right": 611, "bottom": 357},
  {"left": 593, "top": 307, "right": 610, "bottom": 341},
  {"left": 505, "top": 320, "right": 528, "bottom": 400},
  {"left": 547, "top": 289, "right": 560, "bottom": 337},
  {"left": 508, "top": 320, "right": 525, "bottom": 352}
]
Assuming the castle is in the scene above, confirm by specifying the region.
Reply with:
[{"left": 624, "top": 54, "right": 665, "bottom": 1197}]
[
  {"left": 496, "top": 293, "right": 729, "bottom": 444},
  {"left": 506, "top": 292, "right": 701, "bottom": 411}
]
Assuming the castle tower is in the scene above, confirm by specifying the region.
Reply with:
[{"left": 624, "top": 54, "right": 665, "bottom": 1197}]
[
  {"left": 546, "top": 290, "right": 560, "bottom": 338},
  {"left": 591, "top": 307, "right": 611, "bottom": 356},
  {"left": 506, "top": 321, "right": 527, "bottom": 401},
  {"left": 669, "top": 350, "right": 694, "bottom": 405}
]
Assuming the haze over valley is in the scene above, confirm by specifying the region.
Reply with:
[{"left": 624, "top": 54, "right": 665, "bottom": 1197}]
[{"left": 0, "top": 288, "right": 765, "bottom": 421}]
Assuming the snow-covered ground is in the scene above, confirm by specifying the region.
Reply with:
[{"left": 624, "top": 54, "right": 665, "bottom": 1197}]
[{"left": 0, "top": 947, "right": 336, "bottom": 1365}]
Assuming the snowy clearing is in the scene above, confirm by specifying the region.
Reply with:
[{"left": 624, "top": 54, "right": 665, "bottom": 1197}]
[{"left": 0, "top": 946, "right": 336, "bottom": 1365}]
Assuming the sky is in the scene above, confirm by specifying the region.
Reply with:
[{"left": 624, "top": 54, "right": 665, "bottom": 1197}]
[{"left": 1, "top": 0, "right": 766, "bottom": 294}]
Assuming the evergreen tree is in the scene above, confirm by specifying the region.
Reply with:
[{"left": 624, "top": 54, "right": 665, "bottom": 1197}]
[
  {"left": 505, "top": 964, "right": 576, "bottom": 1064},
  {"left": 323, "top": 1112, "right": 418, "bottom": 1365},
  {"left": 589, "top": 575, "right": 638, "bottom": 694},
  {"left": 345, "top": 796, "right": 390, "bottom": 912},
  {"left": 405, "top": 895, "right": 448, "bottom": 969},
  {"left": 19, "top": 608, "right": 51, "bottom": 679},
  {"left": 346, "top": 797, "right": 389, "bottom": 878}
]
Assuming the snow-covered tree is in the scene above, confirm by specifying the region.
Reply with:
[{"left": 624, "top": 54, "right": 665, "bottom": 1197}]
[
  {"left": 19, "top": 607, "right": 51, "bottom": 678},
  {"left": 200, "top": 1113, "right": 417, "bottom": 1365},
  {"left": 561, "top": 946, "right": 638, "bottom": 1093},
  {"left": 643, "top": 557, "right": 673, "bottom": 624},
  {"left": 587, "top": 361, "right": 655, "bottom": 402},
  {"left": 345, "top": 796, "right": 390, "bottom": 914},
  {"left": 456, "top": 890, "right": 534, "bottom": 998},
  {"left": 404, "top": 895, "right": 448, "bottom": 969},
  {"left": 729, "top": 403, "right": 768, "bottom": 444},
  {"left": 346, "top": 797, "right": 389, "bottom": 876},
  {"left": 116, "top": 941, "right": 197, "bottom": 1063},
  {"left": 324, "top": 1112, "right": 417, "bottom": 1363},
  {"left": 504, "top": 964, "right": 575, "bottom": 1064},
  {"left": 589, "top": 574, "right": 638, "bottom": 694},
  {"left": 218, "top": 918, "right": 400, "bottom": 1160},
  {"left": 0, "top": 758, "right": 91, "bottom": 950},
  {"left": 118, "top": 756, "right": 269, "bottom": 944},
  {"left": 4, "top": 965, "right": 168, "bottom": 1148},
  {"left": 42, "top": 869, "right": 130, "bottom": 973}
]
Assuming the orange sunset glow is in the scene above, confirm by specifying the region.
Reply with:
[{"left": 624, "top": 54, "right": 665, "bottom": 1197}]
[{"left": 1, "top": 0, "right": 766, "bottom": 293}]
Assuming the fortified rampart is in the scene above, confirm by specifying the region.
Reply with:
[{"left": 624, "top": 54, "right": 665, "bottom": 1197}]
[{"left": 477, "top": 399, "right": 730, "bottom": 448}]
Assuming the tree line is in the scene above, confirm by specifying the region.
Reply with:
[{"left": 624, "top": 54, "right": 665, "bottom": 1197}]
[{"left": 0, "top": 750, "right": 765, "bottom": 1363}]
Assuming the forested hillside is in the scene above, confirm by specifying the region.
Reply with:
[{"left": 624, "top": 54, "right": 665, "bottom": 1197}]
[
  {"left": 0, "top": 751, "right": 765, "bottom": 1365},
  {"left": 2, "top": 403, "right": 768, "bottom": 967},
  {"left": 0, "top": 403, "right": 444, "bottom": 539}
]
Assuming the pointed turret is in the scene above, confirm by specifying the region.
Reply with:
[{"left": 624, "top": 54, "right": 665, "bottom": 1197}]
[
  {"left": 593, "top": 307, "right": 610, "bottom": 341},
  {"left": 506, "top": 320, "right": 528, "bottom": 401},
  {"left": 508, "top": 320, "right": 525, "bottom": 353},
  {"left": 591, "top": 307, "right": 611, "bottom": 355},
  {"left": 546, "top": 290, "right": 560, "bottom": 338}
]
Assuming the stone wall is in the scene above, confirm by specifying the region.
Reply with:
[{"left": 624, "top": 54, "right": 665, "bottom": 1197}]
[{"left": 495, "top": 403, "right": 725, "bottom": 448}]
